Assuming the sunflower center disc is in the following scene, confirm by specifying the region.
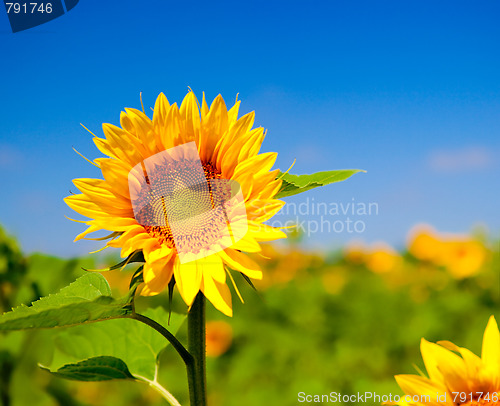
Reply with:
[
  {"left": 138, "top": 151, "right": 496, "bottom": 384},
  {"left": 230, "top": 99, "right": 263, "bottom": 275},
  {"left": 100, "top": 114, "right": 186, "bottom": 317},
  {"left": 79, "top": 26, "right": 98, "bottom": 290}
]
[{"left": 128, "top": 141, "right": 248, "bottom": 263}]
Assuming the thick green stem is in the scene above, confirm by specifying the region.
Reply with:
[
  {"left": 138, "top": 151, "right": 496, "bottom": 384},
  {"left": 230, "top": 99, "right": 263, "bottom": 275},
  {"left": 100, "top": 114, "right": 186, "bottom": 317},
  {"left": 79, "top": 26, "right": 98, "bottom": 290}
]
[
  {"left": 187, "top": 292, "right": 207, "bottom": 406},
  {"left": 129, "top": 297, "right": 207, "bottom": 405}
]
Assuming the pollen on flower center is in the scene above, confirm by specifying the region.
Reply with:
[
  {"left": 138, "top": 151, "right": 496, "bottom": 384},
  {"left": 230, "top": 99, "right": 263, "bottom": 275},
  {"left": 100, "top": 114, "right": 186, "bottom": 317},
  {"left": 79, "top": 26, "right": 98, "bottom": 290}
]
[
  {"left": 140, "top": 161, "right": 224, "bottom": 248},
  {"left": 128, "top": 142, "right": 248, "bottom": 262}
]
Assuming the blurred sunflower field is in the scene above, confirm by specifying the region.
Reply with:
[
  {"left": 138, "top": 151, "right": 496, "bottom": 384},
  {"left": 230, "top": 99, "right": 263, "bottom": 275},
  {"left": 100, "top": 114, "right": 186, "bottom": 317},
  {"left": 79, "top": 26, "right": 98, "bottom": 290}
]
[{"left": 0, "top": 223, "right": 497, "bottom": 406}]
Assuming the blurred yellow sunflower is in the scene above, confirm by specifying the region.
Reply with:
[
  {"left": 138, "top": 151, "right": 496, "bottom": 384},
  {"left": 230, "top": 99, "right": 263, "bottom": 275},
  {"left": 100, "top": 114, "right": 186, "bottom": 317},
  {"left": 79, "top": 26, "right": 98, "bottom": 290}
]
[
  {"left": 365, "top": 243, "right": 401, "bottom": 274},
  {"left": 65, "top": 91, "right": 286, "bottom": 316},
  {"left": 408, "top": 225, "right": 487, "bottom": 279},
  {"left": 393, "top": 316, "right": 500, "bottom": 406},
  {"left": 408, "top": 225, "right": 443, "bottom": 262},
  {"left": 435, "top": 240, "right": 486, "bottom": 279}
]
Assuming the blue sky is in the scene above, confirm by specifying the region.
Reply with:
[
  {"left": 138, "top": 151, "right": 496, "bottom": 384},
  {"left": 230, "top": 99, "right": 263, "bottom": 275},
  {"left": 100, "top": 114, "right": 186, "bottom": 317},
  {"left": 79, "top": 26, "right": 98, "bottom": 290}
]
[{"left": 0, "top": 0, "right": 499, "bottom": 257}]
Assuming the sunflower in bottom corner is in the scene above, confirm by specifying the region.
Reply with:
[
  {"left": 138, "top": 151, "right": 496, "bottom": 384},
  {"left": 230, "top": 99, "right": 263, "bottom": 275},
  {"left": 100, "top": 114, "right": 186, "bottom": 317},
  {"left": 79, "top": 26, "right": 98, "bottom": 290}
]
[
  {"left": 65, "top": 91, "right": 287, "bottom": 316},
  {"left": 391, "top": 316, "right": 500, "bottom": 406}
]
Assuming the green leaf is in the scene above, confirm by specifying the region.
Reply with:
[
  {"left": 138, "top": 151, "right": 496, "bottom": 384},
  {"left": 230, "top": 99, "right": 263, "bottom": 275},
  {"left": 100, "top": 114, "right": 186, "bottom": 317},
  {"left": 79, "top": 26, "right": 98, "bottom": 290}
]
[
  {"left": 12, "top": 253, "right": 90, "bottom": 308},
  {"left": 40, "top": 356, "right": 134, "bottom": 381},
  {"left": 45, "top": 307, "right": 185, "bottom": 381},
  {"left": 0, "top": 273, "right": 132, "bottom": 331},
  {"left": 275, "top": 169, "right": 365, "bottom": 198}
]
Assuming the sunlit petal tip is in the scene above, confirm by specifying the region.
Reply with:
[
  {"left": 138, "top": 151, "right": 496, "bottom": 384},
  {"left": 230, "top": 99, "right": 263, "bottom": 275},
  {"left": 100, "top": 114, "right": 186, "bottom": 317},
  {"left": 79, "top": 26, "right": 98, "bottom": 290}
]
[
  {"left": 74, "top": 225, "right": 99, "bottom": 242},
  {"left": 394, "top": 317, "right": 499, "bottom": 404},
  {"left": 174, "top": 260, "right": 202, "bottom": 306},
  {"left": 202, "top": 275, "right": 233, "bottom": 317},
  {"left": 200, "top": 92, "right": 209, "bottom": 117},
  {"left": 482, "top": 315, "right": 500, "bottom": 368}
]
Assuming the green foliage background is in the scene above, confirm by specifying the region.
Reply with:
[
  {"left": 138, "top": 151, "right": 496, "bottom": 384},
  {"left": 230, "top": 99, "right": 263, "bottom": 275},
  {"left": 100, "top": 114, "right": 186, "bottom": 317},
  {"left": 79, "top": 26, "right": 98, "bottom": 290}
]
[{"left": 0, "top": 225, "right": 498, "bottom": 406}]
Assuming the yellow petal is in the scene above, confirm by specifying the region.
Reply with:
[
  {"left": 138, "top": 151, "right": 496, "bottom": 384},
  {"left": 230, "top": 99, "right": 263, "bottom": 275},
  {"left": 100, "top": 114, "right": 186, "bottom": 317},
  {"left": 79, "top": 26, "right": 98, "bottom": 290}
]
[
  {"left": 257, "top": 178, "right": 283, "bottom": 200},
  {"left": 247, "top": 222, "right": 287, "bottom": 242},
  {"left": 207, "top": 95, "right": 228, "bottom": 135},
  {"left": 93, "top": 136, "right": 118, "bottom": 160},
  {"left": 74, "top": 224, "right": 100, "bottom": 241},
  {"left": 123, "top": 108, "right": 153, "bottom": 132},
  {"left": 220, "top": 145, "right": 243, "bottom": 179},
  {"left": 119, "top": 231, "right": 153, "bottom": 257},
  {"left": 218, "top": 249, "right": 262, "bottom": 280},
  {"left": 482, "top": 316, "right": 500, "bottom": 377},
  {"left": 229, "top": 236, "right": 262, "bottom": 252},
  {"left": 199, "top": 94, "right": 228, "bottom": 162},
  {"left": 246, "top": 199, "right": 285, "bottom": 222},
  {"left": 437, "top": 340, "right": 461, "bottom": 353},
  {"left": 90, "top": 217, "right": 138, "bottom": 232},
  {"left": 65, "top": 193, "right": 132, "bottom": 218},
  {"left": 141, "top": 255, "right": 174, "bottom": 296},
  {"left": 180, "top": 91, "right": 200, "bottom": 143},
  {"left": 249, "top": 170, "right": 281, "bottom": 200},
  {"left": 72, "top": 178, "right": 129, "bottom": 208},
  {"left": 238, "top": 127, "right": 265, "bottom": 161},
  {"left": 213, "top": 111, "right": 254, "bottom": 165},
  {"left": 174, "top": 258, "right": 203, "bottom": 306},
  {"left": 233, "top": 171, "right": 253, "bottom": 201},
  {"left": 102, "top": 122, "right": 146, "bottom": 165},
  {"left": 153, "top": 92, "right": 170, "bottom": 142},
  {"left": 201, "top": 92, "right": 209, "bottom": 118},
  {"left": 233, "top": 152, "right": 277, "bottom": 181},
  {"left": 395, "top": 375, "right": 450, "bottom": 406},
  {"left": 201, "top": 254, "right": 226, "bottom": 284},
  {"left": 123, "top": 108, "right": 156, "bottom": 154},
  {"left": 420, "top": 339, "right": 467, "bottom": 387},
  {"left": 227, "top": 99, "right": 241, "bottom": 127},
  {"left": 144, "top": 244, "right": 174, "bottom": 263},
  {"left": 98, "top": 158, "right": 131, "bottom": 200},
  {"left": 64, "top": 195, "right": 107, "bottom": 219},
  {"left": 201, "top": 274, "right": 232, "bottom": 317}
]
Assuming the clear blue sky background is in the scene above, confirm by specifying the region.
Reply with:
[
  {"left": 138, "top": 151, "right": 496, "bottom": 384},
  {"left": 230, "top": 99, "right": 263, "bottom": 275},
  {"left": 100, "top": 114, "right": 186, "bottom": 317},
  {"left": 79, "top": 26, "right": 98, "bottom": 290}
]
[{"left": 0, "top": 0, "right": 499, "bottom": 257}]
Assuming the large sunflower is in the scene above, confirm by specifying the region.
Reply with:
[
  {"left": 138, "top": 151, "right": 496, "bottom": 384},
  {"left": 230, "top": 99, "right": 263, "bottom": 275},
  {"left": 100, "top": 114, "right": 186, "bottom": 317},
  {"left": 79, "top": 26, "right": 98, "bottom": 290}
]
[
  {"left": 65, "top": 91, "right": 286, "bottom": 316},
  {"left": 393, "top": 316, "right": 500, "bottom": 406}
]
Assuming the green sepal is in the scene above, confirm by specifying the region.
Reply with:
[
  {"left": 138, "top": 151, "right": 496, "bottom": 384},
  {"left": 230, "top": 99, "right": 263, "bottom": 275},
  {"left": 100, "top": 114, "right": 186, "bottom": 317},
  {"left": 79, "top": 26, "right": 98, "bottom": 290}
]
[
  {"left": 240, "top": 273, "right": 257, "bottom": 291},
  {"left": 128, "top": 265, "right": 144, "bottom": 292},
  {"left": 82, "top": 250, "right": 145, "bottom": 272},
  {"left": 168, "top": 277, "right": 176, "bottom": 324}
]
